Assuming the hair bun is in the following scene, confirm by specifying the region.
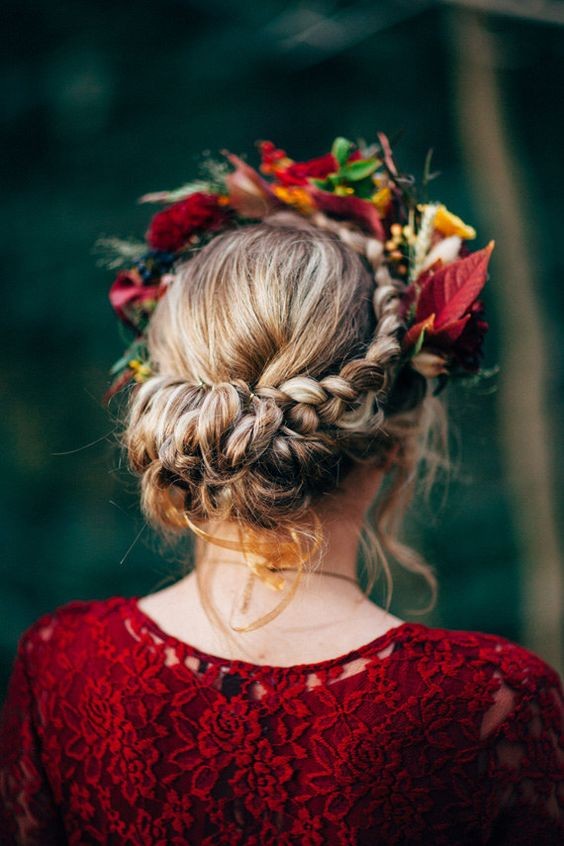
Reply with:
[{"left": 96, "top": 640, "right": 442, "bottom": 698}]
[{"left": 125, "top": 372, "right": 351, "bottom": 530}]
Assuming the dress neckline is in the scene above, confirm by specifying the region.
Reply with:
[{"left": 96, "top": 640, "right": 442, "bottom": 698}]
[{"left": 127, "top": 595, "right": 421, "bottom": 674}]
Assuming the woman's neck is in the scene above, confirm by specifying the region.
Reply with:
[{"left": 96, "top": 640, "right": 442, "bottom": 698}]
[{"left": 137, "top": 461, "right": 405, "bottom": 663}]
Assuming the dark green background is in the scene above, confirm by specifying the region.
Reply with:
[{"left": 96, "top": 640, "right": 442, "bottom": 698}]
[{"left": 2, "top": 0, "right": 563, "bottom": 695}]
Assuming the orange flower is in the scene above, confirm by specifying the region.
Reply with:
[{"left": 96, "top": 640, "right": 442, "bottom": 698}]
[
  {"left": 371, "top": 186, "right": 393, "bottom": 216},
  {"left": 272, "top": 185, "right": 315, "bottom": 214},
  {"left": 433, "top": 205, "right": 476, "bottom": 240}
]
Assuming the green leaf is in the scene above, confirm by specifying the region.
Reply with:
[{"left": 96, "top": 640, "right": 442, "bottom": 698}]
[
  {"left": 352, "top": 178, "right": 377, "bottom": 199},
  {"left": 338, "top": 159, "right": 379, "bottom": 182},
  {"left": 109, "top": 338, "right": 147, "bottom": 375},
  {"left": 413, "top": 327, "right": 426, "bottom": 356},
  {"left": 109, "top": 354, "right": 130, "bottom": 376},
  {"left": 331, "top": 136, "right": 353, "bottom": 166},
  {"left": 310, "top": 177, "right": 331, "bottom": 190},
  {"left": 167, "top": 181, "right": 213, "bottom": 202},
  {"left": 94, "top": 238, "right": 147, "bottom": 271}
]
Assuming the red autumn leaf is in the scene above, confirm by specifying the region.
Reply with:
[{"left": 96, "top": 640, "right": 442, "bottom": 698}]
[
  {"left": 403, "top": 314, "right": 436, "bottom": 350},
  {"left": 416, "top": 240, "right": 495, "bottom": 328},
  {"left": 224, "top": 153, "right": 278, "bottom": 219},
  {"left": 306, "top": 186, "right": 386, "bottom": 240},
  {"left": 403, "top": 241, "right": 494, "bottom": 370},
  {"left": 430, "top": 314, "right": 472, "bottom": 345}
]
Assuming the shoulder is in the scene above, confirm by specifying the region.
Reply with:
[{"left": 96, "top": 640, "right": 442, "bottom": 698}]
[
  {"left": 401, "top": 622, "right": 563, "bottom": 740},
  {"left": 405, "top": 622, "right": 562, "bottom": 684},
  {"left": 17, "top": 595, "right": 130, "bottom": 676},
  {"left": 399, "top": 626, "right": 564, "bottom": 835}
]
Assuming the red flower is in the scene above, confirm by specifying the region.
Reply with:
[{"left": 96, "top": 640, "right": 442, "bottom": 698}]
[
  {"left": 275, "top": 152, "right": 338, "bottom": 186},
  {"left": 258, "top": 141, "right": 292, "bottom": 174},
  {"left": 452, "top": 299, "right": 489, "bottom": 371},
  {"left": 307, "top": 186, "right": 386, "bottom": 240},
  {"left": 146, "top": 192, "right": 228, "bottom": 252},
  {"left": 402, "top": 241, "right": 494, "bottom": 371},
  {"left": 258, "top": 140, "right": 339, "bottom": 185},
  {"left": 108, "top": 269, "right": 164, "bottom": 330}
]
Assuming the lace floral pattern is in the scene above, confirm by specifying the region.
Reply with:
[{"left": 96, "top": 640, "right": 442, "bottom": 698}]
[{"left": 1, "top": 596, "right": 562, "bottom": 845}]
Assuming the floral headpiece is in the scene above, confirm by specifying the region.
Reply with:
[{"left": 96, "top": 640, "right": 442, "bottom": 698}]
[{"left": 101, "top": 133, "right": 495, "bottom": 402}]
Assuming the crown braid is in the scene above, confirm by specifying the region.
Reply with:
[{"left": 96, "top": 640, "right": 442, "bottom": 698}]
[{"left": 308, "top": 210, "right": 406, "bottom": 412}]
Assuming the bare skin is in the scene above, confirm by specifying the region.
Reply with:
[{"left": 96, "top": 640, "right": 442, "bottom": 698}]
[{"left": 137, "top": 458, "right": 405, "bottom": 666}]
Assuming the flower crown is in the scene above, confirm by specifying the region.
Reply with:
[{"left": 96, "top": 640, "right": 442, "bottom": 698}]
[{"left": 101, "top": 133, "right": 495, "bottom": 402}]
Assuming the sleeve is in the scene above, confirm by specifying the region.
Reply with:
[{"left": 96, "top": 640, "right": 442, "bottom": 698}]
[
  {"left": 483, "top": 656, "right": 564, "bottom": 844},
  {"left": 0, "top": 632, "right": 66, "bottom": 845}
]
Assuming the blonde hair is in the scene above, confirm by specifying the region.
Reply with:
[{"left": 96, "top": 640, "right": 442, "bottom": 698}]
[{"left": 122, "top": 213, "right": 448, "bottom": 634}]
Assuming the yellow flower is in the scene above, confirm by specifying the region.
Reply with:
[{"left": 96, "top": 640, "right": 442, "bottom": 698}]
[
  {"left": 434, "top": 205, "right": 476, "bottom": 240},
  {"left": 272, "top": 185, "right": 315, "bottom": 214},
  {"left": 128, "top": 359, "right": 152, "bottom": 382},
  {"left": 371, "top": 186, "right": 392, "bottom": 215},
  {"left": 334, "top": 185, "right": 354, "bottom": 196}
]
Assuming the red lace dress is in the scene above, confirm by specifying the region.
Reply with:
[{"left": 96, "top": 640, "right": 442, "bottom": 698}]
[{"left": 0, "top": 596, "right": 562, "bottom": 845}]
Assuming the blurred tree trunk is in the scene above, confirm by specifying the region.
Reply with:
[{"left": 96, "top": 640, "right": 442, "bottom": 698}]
[{"left": 445, "top": 8, "right": 563, "bottom": 672}]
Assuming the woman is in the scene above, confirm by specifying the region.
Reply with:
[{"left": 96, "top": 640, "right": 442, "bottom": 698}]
[{"left": 1, "top": 136, "right": 562, "bottom": 844}]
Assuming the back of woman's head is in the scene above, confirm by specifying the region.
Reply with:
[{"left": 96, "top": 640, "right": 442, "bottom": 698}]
[
  {"left": 109, "top": 137, "right": 494, "bottom": 631},
  {"left": 123, "top": 214, "right": 432, "bottom": 548}
]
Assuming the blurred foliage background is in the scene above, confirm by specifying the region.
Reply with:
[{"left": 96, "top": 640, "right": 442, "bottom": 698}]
[{"left": 2, "top": 0, "right": 563, "bottom": 697}]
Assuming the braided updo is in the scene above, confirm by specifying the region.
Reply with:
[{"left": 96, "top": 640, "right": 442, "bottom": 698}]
[{"left": 122, "top": 213, "right": 444, "bottom": 618}]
